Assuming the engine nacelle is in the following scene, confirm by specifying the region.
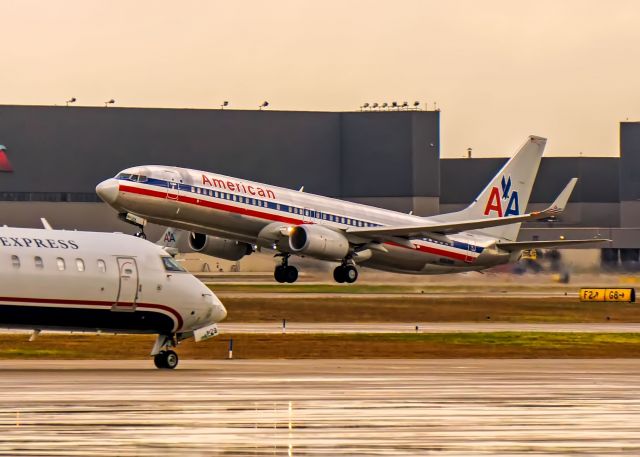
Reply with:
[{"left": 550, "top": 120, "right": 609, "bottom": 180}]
[
  {"left": 289, "top": 225, "right": 349, "bottom": 260},
  {"left": 189, "top": 233, "right": 252, "bottom": 261}
]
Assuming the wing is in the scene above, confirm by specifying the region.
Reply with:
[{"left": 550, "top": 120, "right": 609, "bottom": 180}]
[{"left": 346, "top": 178, "right": 577, "bottom": 239}]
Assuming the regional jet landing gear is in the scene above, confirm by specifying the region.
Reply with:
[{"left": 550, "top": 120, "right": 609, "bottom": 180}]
[
  {"left": 274, "top": 254, "right": 298, "bottom": 283},
  {"left": 333, "top": 262, "right": 358, "bottom": 284},
  {"left": 151, "top": 334, "right": 179, "bottom": 369}
]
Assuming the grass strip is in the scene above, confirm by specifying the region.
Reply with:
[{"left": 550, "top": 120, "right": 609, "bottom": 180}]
[{"left": 0, "top": 332, "right": 640, "bottom": 360}]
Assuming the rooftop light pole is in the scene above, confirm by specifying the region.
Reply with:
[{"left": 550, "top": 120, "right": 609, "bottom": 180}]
[
  {"left": 66, "top": 97, "right": 76, "bottom": 107},
  {"left": 104, "top": 99, "right": 115, "bottom": 107}
]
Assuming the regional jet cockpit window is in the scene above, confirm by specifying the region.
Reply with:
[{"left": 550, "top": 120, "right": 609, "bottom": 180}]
[{"left": 162, "top": 256, "right": 186, "bottom": 272}]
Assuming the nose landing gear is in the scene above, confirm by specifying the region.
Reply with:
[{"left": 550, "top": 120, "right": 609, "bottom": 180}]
[
  {"left": 274, "top": 254, "right": 298, "bottom": 283},
  {"left": 151, "top": 334, "right": 180, "bottom": 369},
  {"left": 118, "top": 212, "right": 148, "bottom": 240},
  {"left": 154, "top": 349, "right": 179, "bottom": 369}
]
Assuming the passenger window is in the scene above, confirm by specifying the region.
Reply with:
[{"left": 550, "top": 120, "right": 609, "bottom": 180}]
[
  {"left": 34, "top": 256, "right": 44, "bottom": 269},
  {"left": 97, "top": 259, "right": 106, "bottom": 273},
  {"left": 162, "top": 256, "right": 186, "bottom": 272},
  {"left": 56, "top": 257, "right": 65, "bottom": 271},
  {"left": 76, "top": 258, "right": 85, "bottom": 272},
  {"left": 11, "top": 255, "right": 20, "bottom": 269}
]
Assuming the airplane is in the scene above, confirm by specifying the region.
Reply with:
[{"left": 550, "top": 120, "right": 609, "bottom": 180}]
[
  {"left": 0, "top": 224, "right": 227, "bottom": 369},
  {"left": 96, "top": 136, "right": 607, "bottom": 284}
]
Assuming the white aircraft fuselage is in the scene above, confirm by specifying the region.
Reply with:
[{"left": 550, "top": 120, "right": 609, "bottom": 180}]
[
  {"left": 97, "top": 167, "right": 511, "bottom": 274},
  {"left": 0, "top": 226, "right": 226, "bottom": 367}
]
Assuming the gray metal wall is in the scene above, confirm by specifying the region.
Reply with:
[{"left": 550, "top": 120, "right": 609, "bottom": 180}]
[{"left": 0, "top": 106, "right": 439, "bottom": 210}]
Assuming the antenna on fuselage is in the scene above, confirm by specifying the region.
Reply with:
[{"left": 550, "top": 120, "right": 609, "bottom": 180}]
[
  {"left": 299, "top": 186, "right": 304, "bottom": 192},
  {"left": 40, "top": 218, "right": 53, "bottom": 230}
]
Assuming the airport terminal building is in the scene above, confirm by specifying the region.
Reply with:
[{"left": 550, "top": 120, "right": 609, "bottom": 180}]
[{"left": 0, "top": 104, "right": 638, "bottom": 267}]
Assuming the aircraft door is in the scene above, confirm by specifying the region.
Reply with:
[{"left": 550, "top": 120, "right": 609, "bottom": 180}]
[
  {"left": 112, "top": 257, "right": 139, "bottom": 312},
  {"left": 163, "top": 170, "right": 180, "bottom": 201},
  {"left": 465, "top": 240, "right": 477, "bottom": 263}
]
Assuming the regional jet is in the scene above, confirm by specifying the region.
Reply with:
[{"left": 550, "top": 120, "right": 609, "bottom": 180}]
[
  {"left": 96, "top": 136, "right": 606, "bottom": 283},
  {"left": 0, "top": 225, "right": 226, "bottom": 368}
]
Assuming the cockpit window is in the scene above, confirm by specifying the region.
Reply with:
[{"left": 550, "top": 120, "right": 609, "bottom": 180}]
[
  {"left": 116, "top": 173, "right": 147, "bottom": 183},
  {"left": 162, "top": 256, "right": 186, "bottom": 272}
]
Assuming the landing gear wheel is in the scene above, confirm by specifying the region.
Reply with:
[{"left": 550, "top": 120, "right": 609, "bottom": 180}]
[
  {"left": 274, "top": 265, "right": 286, "bottom": 283},
  {"left": 284, "top": 266, "right": 298, "bottom": 283},
  {"left": 154, "top": 352, "right": 166, "bottom": 369},
  {"left": 153, "top": 350, "right": 179, "bottom": 369},
  {"left": 334, "top": 265, "right": 358, "bottom": 284},
  {"left": 344, "top": 265, "right": 358, "bottom": 284},
  {"left": 164, "top": 350, "right": 179, "bottom": 369}
]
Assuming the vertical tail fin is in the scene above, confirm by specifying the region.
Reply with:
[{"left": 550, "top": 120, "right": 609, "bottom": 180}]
[
  {"left": 437, "top": 135, "right": 546, "bottom": 241},
  {"left": 156, "top": 227, "right": 185, "bottom": 256}
]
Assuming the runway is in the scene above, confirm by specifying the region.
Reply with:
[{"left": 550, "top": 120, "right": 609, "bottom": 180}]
[
  {"left": 1, "top": 359, "right": 640, "bottom": 455},
  {"left": 220, "top": 321, "right": 640, "bottom": 333}
]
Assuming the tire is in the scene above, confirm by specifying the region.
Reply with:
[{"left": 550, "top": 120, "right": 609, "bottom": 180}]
[
  {"left": 164, "top": 350, "right": 179, "bottom": 369},
  {"left": 153, "top": 351, "right": 167, "bottom": 369},
  {"left": 274, "top": 265, "right": 286, "bottom": 283},
  {"left": 333, "top": 266, "right": 345, "bottom": 283},
  {"left": 344, "top": 266, "right": 358, "bottom": 284},
  {"left": 284, "top": 266, "right": 298, "bottom": 283}
]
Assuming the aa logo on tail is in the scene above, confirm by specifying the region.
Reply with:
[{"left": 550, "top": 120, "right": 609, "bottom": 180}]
[
  {"left": 164, "top": 231, "right": 177, "bottom": 243},
  {"left": 484, "top": 176, "right": 519, "bottom": 217}
]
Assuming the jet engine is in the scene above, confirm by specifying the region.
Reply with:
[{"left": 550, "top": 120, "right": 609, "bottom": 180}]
[
  {"left": 189, "top": 233, "right": 253, "bottom": 261},
  {"left": 289, "top": 225, "right": 349, "bottom": 260}
]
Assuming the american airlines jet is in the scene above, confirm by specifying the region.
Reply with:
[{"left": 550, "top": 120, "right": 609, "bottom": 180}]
[
  {"left": 96, "top": 136, "right": 605, "bottom": 283},
  {"left": 0, "top": 225, "right": 226, "bottom": 369}
]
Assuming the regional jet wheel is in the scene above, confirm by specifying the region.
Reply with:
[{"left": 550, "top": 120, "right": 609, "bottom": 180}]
[
  {"left": 164, "top": 350, "right": 179, "bottom": 369},
  {"left": 284, "top": 266, "right": 298, "bottom": 283},
  {"left": 333, "top": 266, "right": 346, "bottom": 283},
  {"left": 154, "top": 351, "right": 167, "bottom": 369},
  {"left": 274, "top": 265, "right": 287, "bottom": 283},
  {"left": 344, "top": 266, "right": 358, "bottom": 284}
]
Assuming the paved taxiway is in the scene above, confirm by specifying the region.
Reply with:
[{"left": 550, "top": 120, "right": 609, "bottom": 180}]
[
  {"left": 221, "top": 322, "right": 640, "bottom": 333},
  {"left": 1, "top": 359, "right": 640, "bottom": 455}
]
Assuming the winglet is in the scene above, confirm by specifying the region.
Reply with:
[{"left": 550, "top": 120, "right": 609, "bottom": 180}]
[{"left": 544, "top": 177, "right": 577, "bottom": 215}]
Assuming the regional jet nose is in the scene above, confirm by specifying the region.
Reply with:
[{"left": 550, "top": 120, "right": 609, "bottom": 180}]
[{"left": 96, "top": 179, "right": 119, "bottom": 205}]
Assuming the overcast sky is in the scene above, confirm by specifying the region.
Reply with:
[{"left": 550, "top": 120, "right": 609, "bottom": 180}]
[{"left": 1, "top": 0, "right": 639, "bottom": 157}]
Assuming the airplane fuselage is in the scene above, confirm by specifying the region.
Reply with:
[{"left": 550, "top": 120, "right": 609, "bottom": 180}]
[
  {"left": 0, "top": 227, "right": 226, "bottom": 335},
  {"left": 99, "top": 166, "right": 512, "bottom": 274}
]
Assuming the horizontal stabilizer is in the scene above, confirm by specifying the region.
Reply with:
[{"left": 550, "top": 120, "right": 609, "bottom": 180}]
[{"left": 496, "top": 239, "right": 610, "bottom": 251}]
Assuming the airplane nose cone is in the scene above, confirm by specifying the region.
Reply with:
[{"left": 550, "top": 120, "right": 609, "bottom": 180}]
[
  {"left": 96, "top": 179, "right": 119, "bottom": 205},
  {"left": 213, "top": 295, "right": 227, "bottom": 322}
]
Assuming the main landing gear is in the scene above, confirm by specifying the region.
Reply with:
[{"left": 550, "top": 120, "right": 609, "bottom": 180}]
[
  {"left": 151, "top": 334, "right": 179, "bottom": 369},
  {"left": 274, "top": 254, "right": 298, "bottom": 283},
  {"left": 333, "top": 263, "right": 358, "bottom": 284}
]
